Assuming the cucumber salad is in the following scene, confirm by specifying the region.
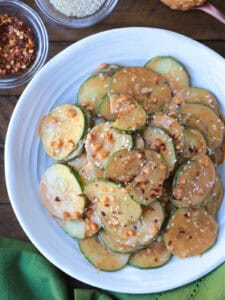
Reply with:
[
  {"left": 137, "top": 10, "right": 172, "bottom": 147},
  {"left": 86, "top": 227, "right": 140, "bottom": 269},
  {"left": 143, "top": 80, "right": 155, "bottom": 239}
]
[{"left": 38, "top": 56, "right": 225, "bottom": 271}]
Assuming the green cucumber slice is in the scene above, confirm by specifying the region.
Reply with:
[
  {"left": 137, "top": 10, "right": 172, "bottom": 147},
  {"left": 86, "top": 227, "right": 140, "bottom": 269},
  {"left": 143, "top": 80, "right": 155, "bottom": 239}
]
[
  {"left": 78, "top": 74, "right": 110, "bottom": 113},
  {"left": 39, "top": 104, "right": 86, "bottom": 160},
  {"left": 134, "top": 134, "right": 145, "bottom": 150},
  {"left": 93, "top": 63, "right": 123, "bottom": 77},
  {"left": 128, "top": 150, "right": 168, "bottom": 205},
  {"left": 129, "top": 237, "right": 172, "bottom": 268},
  {"left": 84, "top": 180, "right": 142, "bottom": 226},
  {"left": 203, "top": 175, "right": 224, "bottom": 217},
  {"left": 182, "top": 127, "right": 207, "bottom": 159},
  {"left": 67, "top": 152, "right": 88, "bottom": 172},
  {"left": 109, "top": 67, "right": 171, "bottom": 114},
  {"left": 145, "top": 56, "right": 190, "bottom": 91},
  {"left": 79, "top": 162, "right": 104, "bottom": 184},
  {"left": 79, "top": 235, "right": 129, "bottom": 271},
  {"left": 96, "top": 95, "right": 116, "bottom": 121},
  {"left": 105, "top": 149, "right": 146, "bottom": 184},
  {"left": 85, "top": 122, "right": 133, "bottom": 170},
  {"left": 183, "top": 128, "right": 207, "bottom": 159},
  {"left": 142, "top": 126, "right": 177, "bottom": 173},
  {"left": 172, "top": 155, "right": 216, "bottom": 207},
  {"left": 164, "top": 207, "right": 218, "bottom": 258},
  {"left": 177, "top": 103, "right": 225, "bottom": 152},
  {"left": 103, "top": 201, "right": 164, "bottom": 247},
  {"left": 99, "top": 230, "right": 142, "bottom": 254},
  {"left": 40, "top": 164, "right": 86, "bottom": 219},
  {"left": 149, "top": 112, "right": 184, "bottom": 154},
  {"left": 62, "top": 140, "right": 85, "bottom": 161},
  {"left": 110, "top": 94, "right": 147, "bottom": 132},
  {"left": 54, "top": 203, "right": 101, "bottom": 239},
  {"left": 169, "top": 87, "right": 219, "bottom": 114}
]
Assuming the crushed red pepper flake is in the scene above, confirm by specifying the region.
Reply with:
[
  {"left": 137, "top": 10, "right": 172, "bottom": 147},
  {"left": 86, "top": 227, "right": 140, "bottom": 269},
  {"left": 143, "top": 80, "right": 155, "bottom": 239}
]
[{"left": 0, "top": 14, "right": 36, "bottom": 77}]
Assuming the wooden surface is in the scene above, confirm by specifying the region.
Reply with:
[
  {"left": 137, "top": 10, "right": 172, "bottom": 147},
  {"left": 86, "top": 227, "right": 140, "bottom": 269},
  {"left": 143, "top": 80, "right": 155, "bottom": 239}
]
[{"left": 0, "top": 0, "right": 225, "bottom": 294}]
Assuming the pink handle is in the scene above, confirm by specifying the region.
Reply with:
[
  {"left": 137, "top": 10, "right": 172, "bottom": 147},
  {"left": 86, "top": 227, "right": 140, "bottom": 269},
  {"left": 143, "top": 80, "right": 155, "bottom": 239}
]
[{"left": 196, "top": 2, "right": 225, "bottom": 25}]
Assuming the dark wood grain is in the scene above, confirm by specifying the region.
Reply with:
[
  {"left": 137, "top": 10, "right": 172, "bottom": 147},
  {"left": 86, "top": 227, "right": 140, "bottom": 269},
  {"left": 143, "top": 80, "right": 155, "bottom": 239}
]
[{"left": 0, "top": 0, "right": 224, "bottom": 295}]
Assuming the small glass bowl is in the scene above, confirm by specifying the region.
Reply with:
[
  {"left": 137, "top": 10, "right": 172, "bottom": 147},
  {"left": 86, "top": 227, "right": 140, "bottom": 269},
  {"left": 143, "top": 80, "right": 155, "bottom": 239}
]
[
  {"left": 35, "top": 0, "right": 119, "bottom": 28},
  {"left": 0, "top": 0, "right": 49, "bottom": 89}
]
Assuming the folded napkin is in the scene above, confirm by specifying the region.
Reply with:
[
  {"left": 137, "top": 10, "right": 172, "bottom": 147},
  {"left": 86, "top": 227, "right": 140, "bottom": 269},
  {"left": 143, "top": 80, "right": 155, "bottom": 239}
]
[{"left": 0, "top": 237, "right": 225, "bottom": 300}]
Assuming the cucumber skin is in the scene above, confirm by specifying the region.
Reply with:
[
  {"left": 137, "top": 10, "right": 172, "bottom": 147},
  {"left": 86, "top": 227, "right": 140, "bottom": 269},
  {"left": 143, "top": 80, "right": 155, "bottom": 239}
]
[
  {"left": 171, "top": 160, "right": 211, "bottom": 208},
  {"left": 128, "top": 253, "right": 172, "bottom": 269},
  {"left": 163, "top": 208, "right": 218, "bottom": 257},
  {"left": 78, "top": 236, "right": 130, "bottom": 272},
  {"left": 145, "top": 56, "right": 191, "bottom": 87},
  {"left": 99, "top": 231, "right": 143, "bottom": 254},
  {"left": 177, "top": 103, "right": 225, "bottom": 151},
  {"left": 96, "top": 95, "right": 116, "bottom": 121}
]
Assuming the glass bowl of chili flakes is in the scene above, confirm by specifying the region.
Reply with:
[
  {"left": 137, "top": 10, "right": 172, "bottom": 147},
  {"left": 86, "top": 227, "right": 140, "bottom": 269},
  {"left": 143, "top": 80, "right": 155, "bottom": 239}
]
[{"left": 0, "top": 0, "right": 48, "bottom": 89}]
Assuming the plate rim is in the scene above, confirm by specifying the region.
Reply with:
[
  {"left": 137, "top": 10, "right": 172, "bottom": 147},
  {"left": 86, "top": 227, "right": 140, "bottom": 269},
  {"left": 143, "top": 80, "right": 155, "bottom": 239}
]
[{"left": 5, "top": 27, "right": 225, "bottom": 294}]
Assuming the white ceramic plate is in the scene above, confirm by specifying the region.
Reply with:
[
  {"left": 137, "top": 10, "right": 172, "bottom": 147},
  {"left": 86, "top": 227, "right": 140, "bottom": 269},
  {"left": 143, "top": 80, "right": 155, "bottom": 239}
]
[{"left": 5, "top": 27, "right": 225, "bottom": 294}]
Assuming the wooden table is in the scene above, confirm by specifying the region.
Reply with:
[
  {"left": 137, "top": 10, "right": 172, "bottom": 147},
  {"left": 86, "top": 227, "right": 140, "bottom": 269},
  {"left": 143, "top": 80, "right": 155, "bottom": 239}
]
[{"left": 0, "top": 0, "right": 225, "bottom": 295}]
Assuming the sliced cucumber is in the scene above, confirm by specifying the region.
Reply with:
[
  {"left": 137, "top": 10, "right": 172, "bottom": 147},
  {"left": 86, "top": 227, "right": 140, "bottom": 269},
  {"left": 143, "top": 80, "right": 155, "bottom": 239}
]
[
  {"left": 129, "top": 237, "right": 172, "bottom": 268},
  {"left": 169, "top": 87, "right": 219, "bottom": 114},
  {"left": 84, "top": 180, "right": 142, "bottom": 226},
  {"left": 172, "top": 155, "right": 216, "bottom": 207},
  {"left": 203, "top": 175, "right": 224, "bottom": 217},
  {"left": 109, "top": 67, "right": 171, "bottom": 114},
  {"left": 55, "top": 218, "right": 86, "bottom": 239},
  {"left": 67, "top": 152, "right": 88, "bottom": 172},
  {"left": 85, "top": 122, "right": 133, "bottom": 170},
  {"left": 54, "top": 204, "right": 101, "bottom": 239},
  {"left": 62, "top": 140, "right": 85, "bottom": 161},
  {"left": 79, "top": 162, "right": 104, "bottom": 184},
  {"left": 182, "top": 127, "right": 207, "bottom": 159},
  {"left": 103, "top": 202, "right": 164, "bottom": 247},
  {"left": 177, "top": 103, "right": 225, "bottom": 152},
  {"left": 39, "top": 104, "right": 86, "bottom": 160},
  {"left": 99, "top": 230, "right": 142, "bottom": 254},
  {"left": 79, "top": 235, "right": 129, "bottom": 271},
  {"left": 40, "top": 164, "right": 86, "bottom": 219},
  {"left": 149, "top": 112, "right": 184, "bottom": 153},
  {"left": 78, "top": 74, "right": 110, "bottom": 113},
  {"left": 93, "top": 63, "right": 123, "bottom": 77},
  {"left": 142, "top": 126, "right": 176, "bottom": 173},
  {"left": 134, "top": 133, "right": 145, "bottom": 150},
  {"left": 96, "top": 95, "right": 116, "bottom": 121},
  {"left": 128, "top": 150, "right": 167, "bottom": 205},
  {"left": 105, "top": 149, "right": 146, "bottom": 184},
  {"left": 110, "top": 94, "right": 147, "bottom": 132},
  {"left": 164, "top": 207, "right": 218, "bottom": 258},
  {"left": 56, "top": 202, "right": 101, "bottom": 239},
  {"left": 145, "top": 56, "right": 190, "bottom": 91}
]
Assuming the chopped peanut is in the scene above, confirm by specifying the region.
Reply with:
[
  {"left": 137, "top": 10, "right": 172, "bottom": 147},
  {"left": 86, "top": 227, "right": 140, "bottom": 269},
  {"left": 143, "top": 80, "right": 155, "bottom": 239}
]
[
  {"left": 98, "top": 151, "right": 109, "bottom": 159},
  {"left": 73, "top": 211, "right": 80, "bottom": 219},
  {"left": 48, "top": 116, "right": 57, "bottom": 124},
  {"left": 51, "top": 139, "right": 63, "bottom": 149},
  {"left": 159, "top": 164, "right": 167, "bottom": 170},
  {"left": 67, "top": 109, "right": 77, "bottom": 118},
  {"left": 98, "top": 63, "right": 108, "bottom": 69},
  {"left": 63, "top": 211, "right": 71, "bottom": 218},
  {"left": 90, "top": 223, "right": 98, "bottom": 231},
  {"left": 124, "top": 229, "right": 136, "bottom": 237},
  {"left": 91, "top": 143, "right": 102, "bottom": 151},
  {"left": 198, "top": 188, "right": 204, "bottom": 195},
  {"left": 63, "top": 139, "right": 74, "bottom": 151}
]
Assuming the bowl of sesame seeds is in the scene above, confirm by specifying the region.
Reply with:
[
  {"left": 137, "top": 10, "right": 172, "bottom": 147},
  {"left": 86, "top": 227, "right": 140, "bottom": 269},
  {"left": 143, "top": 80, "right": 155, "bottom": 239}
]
[
  {"left": 35, "top": 0, "right": 119, "bottom": 28},
  {"left": 0, "top": 0, "right": 48, "bottom": 89}
]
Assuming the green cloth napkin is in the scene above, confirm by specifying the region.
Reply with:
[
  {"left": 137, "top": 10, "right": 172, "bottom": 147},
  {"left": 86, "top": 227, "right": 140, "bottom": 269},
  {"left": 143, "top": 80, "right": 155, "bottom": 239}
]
[{"left": 1, "top": 237, "right": 225, "bottom": 300}]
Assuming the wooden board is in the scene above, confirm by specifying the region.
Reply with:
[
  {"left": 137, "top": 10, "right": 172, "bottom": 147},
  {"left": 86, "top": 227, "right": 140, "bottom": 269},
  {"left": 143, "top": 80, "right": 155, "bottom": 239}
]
[{"left": 0, "top": 0, "right": 224, "bottom": 291}]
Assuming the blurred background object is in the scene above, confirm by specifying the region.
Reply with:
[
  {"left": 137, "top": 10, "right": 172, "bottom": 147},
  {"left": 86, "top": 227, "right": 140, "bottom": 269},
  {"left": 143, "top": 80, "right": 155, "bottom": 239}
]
[{"left": 161, "top": 0, "right": 225, "bottom": 24}]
